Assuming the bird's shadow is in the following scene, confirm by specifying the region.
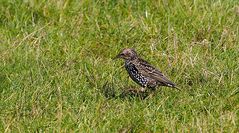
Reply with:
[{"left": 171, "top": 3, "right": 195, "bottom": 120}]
[{"left": 101, "top": 82, "right": 151, "bottom": 100}]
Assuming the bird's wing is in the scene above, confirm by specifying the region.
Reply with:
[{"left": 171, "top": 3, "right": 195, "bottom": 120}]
[{"left": 135, "top": 58, "right": 176, "bottom": 88}]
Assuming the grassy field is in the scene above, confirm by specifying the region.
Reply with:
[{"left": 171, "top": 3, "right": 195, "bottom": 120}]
[{"left": 0, "top": 0, "right": 239, "bottom": 132}]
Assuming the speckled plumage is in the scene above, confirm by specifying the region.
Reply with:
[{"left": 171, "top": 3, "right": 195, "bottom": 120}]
[
  {"left": 125, "top": 60, "right": 148, "bottom": 87},
  {"left": 114, "top": 48, "right": 178, "bottom": 91}
]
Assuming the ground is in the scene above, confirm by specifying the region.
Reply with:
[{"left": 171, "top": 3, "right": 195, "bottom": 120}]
[{"left": 0, "top": 0, "right": 239, "bottom": 132}]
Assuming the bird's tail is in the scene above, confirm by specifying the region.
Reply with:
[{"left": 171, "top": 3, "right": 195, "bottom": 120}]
[
  {"left": 173, "top": 86, "right": 181, "bottom": 91},
  {"left": 165, "top": 82, "right": 180, "bottom": 91}
]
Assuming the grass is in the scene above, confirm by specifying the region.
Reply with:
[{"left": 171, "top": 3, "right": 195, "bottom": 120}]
[{"left": 0, "top": 0, "right": 239, "bottom": 132}]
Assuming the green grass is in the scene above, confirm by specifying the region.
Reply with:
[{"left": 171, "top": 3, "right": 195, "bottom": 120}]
[{"left": 0, "top": 0, "right": 239, "bottom": 132}]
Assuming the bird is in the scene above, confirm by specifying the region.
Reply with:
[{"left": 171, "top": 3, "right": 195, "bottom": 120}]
[{"left": 114, "top": 48, "right": 179, "bottom": 92}]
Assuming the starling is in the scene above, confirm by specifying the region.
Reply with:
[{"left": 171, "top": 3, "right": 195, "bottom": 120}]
[{"left": 114, "top": 48, "right": 178, "bottom": 92}]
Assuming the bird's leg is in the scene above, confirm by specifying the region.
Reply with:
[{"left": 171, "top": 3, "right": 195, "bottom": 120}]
[
  {"left": 140, "top": 87, "right": 147, "bottom": 92},
  {"left": 126, "top": 88, "right": 137, "bottom": 93}
]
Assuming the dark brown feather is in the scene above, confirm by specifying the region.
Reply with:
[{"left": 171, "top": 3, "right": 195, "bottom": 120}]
[{"left": 134, "top": 58, "right": 176, "bottom": 87}]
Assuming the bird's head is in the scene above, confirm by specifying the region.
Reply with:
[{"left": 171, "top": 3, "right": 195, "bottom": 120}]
[{"left": 113, "top": 48, "right": 138, "bottom": 60}]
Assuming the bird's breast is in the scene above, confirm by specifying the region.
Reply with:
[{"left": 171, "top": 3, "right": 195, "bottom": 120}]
[{"left": 125, "top": 62, "right": 148, "bottom": 87}]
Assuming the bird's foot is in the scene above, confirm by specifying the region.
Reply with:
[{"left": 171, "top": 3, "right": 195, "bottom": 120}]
[
  {"left": 125, "top": 87, "right": 138, "bottom": 93},
  {"left": 119, "top": 87, "right": 150, "bottom": 99},
  {"left": 128, "top": 87, "right": 147, "bottom": 94},
  {"left": 144, "top": 91, "right": 157, "bottom": 99},
  {"left": 140, "top": 87, "right": 147, "bottom": 92}
]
